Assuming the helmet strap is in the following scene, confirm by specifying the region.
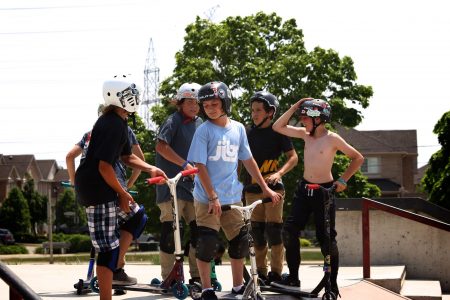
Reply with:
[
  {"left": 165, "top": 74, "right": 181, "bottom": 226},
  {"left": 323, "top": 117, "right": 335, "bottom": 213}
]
[
  {"left": 253, "top": 116, "right": 269, "bottom": 129},
  {"left": 130, "top": 113, "right": 136, "bottom": 129},
  {"left": 309, "top": 118, "right": 322, "bottom": 136}
]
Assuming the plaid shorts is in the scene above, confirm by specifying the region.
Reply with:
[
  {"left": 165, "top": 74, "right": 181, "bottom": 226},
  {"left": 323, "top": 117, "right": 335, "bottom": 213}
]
[{"left": 86, "top": 201, "right": 139, "bottom": 252}]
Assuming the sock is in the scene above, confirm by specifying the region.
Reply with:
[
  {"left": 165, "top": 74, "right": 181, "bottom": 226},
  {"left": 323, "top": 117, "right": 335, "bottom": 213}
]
[{"left": 233, "top": 284, "right": 244, "bottom": 292}]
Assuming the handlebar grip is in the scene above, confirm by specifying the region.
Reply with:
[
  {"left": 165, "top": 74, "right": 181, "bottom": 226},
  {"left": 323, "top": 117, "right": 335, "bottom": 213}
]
[
  {"left": 181, "top": 168, "right": 199, "bottom": 176},
  {"left": 61, "top": 181, "right": 73, "bottom": 188},
  {"left": 147, "top": 176, "right": 164, "bottom": 185}
]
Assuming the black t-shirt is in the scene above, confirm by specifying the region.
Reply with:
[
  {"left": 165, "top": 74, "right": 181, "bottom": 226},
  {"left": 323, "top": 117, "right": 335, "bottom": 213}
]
[
  {"left": 244, "top": 124, "right": 294, "bottom": 193},
  {"left": 75, "top": 112, "right": 131, "bottom": 206}
]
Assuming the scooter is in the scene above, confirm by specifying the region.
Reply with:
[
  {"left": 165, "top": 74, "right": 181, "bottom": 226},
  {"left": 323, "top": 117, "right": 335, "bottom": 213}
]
[
  {"left": 306, "top": 183, "right": 338, "bottom": 300},
  {"left": 217, "top": 198, "right": 318, "bottom": 300},
  {"left": 91, "top": 168, "right": 220, "bottom": 299}
]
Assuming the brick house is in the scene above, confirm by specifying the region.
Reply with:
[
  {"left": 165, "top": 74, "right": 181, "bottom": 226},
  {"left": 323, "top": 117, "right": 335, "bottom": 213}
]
[
  {"left": 335, "top": 126, "right": 419, "bottom": 197},
  {"left": 0, "top": 154, "right": 69, "bottom": 205}
]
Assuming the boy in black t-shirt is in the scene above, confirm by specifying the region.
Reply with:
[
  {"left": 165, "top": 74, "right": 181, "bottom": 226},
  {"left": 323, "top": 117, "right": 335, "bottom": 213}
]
[
  {"left": 75, "top": 74, "right": 167, "bottom": 300},
  {"left": 244, "top": 91, "right": 298, "bottom": 284}
]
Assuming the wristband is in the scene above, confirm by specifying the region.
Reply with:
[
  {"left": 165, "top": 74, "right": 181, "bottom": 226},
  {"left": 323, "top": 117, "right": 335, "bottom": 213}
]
[
  {"left": 181, "top": 161, "right": 189, "bottom": 169},
  {"left": 208, "top": 196, "right": 219, "bottom": 202},
  {"left": 337, "top": 177, "right": 347, "bottom": 186}
]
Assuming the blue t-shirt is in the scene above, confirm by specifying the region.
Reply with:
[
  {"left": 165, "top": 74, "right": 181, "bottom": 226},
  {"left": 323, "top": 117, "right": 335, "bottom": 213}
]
[{"left": 187, "top": 119, "right": 252, "bottom": 205}]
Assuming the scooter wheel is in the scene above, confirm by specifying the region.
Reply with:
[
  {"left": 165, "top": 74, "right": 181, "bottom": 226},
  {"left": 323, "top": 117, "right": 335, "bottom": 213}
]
[
  {"left": 212, "top": 280, "right": 222, "bottom": 292},
  {"left": 89, "top": 276, "right": 100, "bottom": 293},
  {"left": 322, "top": 291, "right": 337, "bottom": 300},
  {"left": 189, "top": 282, "right": 202, "bottom": 300},
  {"left": 75, "top": 279, "right": 83, "bottom": 295},
  {"left": 172, "top": 282, "right": 189, "bottom": 299},
  {"left": 151, "top": 278, "right": 161, "bottom": 285}
]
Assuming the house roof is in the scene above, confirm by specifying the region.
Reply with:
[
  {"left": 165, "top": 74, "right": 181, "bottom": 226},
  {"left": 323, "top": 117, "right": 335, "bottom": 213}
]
[
  {"left": 53, "top": 169, "right": 69, "bottom": 182},
  {"left": 1, "top": 154, "right": 42, "bottom": 179},
  {"left": 0, "top": 165, "right": 20, "bottom": 181},
  {"left": 36, "top": 159, "right": 57, "bottom": 179},
  {"left": 335, "top": 125, "right": 418, "bottom": 154}
]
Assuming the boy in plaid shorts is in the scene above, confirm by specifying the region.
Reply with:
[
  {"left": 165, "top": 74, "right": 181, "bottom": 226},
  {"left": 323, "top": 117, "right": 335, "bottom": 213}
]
[{"left": 75, "top": 74, "right": 166, "bottom": 300}]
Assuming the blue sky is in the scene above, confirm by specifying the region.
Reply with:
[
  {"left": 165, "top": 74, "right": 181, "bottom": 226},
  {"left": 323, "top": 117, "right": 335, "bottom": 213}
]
[{"left": 1, "top": 0, "right": 449, "bottom": 168}]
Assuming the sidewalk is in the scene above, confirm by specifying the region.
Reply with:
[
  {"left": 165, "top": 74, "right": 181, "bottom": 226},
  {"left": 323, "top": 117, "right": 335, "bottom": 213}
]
[{"left": 0, "top": 262, "right": 404, "bottom": 300}]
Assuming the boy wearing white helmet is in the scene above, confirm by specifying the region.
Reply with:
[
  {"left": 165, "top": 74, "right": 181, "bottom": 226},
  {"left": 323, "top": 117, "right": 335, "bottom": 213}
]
[
  {"left": 155, "top": 82, "right": 203, "bottom": 284},
  {"left": 75, "top": 74, "right": 167, "bottom": 300}
]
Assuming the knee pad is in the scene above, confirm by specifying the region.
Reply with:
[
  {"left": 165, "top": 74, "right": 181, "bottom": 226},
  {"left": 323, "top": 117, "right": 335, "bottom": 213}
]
[
  {"left": 196, "top": 226, "right": 219, "bottom": 262},
  {"left": 160, "top": 221, "right": 175, "bottom": 254},
  {"left": 266, "top": 222, "right": 283, "bottom": 247},
  {"left": 189, "top": 221, "right": 198, "bottom": 249},
  {"left": 97, "top": 247, "right": 120, "bottom": 272},
  {"left": 120, "top": 205, "right": 148, "bottom": 239},
  {"left": 250, "top": 221, "right": 266, "bottom": 247},
  {"left": 281, "top": 224, "right": 300, "bottom": 249},
  {"left": 228, "top": 226, "right": 249, "bottom": 259}
]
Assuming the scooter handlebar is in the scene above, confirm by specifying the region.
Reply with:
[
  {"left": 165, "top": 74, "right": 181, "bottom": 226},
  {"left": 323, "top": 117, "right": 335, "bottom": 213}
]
[
  {"left": 221, "top": 197, "right": 272, "bottom": 212},
  {"left": 146, "top": 168, "right": 199, "bottom": 185}
]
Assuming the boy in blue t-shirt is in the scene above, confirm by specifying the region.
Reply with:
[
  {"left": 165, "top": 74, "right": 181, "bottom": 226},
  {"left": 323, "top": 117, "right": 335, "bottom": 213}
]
[{"left": 187, "top": 81, "right": 281, "bottom": 300}]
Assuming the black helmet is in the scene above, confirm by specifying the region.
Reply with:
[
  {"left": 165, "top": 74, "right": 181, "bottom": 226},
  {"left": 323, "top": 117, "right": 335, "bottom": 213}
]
[
  {"left": 297, "top": 99, "right": 332, "bottom": 123},
  {"left": 198, "top": 81, "right": 232, "bottom": 118},
  {"left": 250, "top": 91, "right": 279, "bottom": 117}
]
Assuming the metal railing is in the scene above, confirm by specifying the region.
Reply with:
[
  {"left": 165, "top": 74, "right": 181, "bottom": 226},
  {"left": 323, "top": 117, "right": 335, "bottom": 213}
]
[
  {"left": 0, "top": 262, "right": 41, "bottom": 300},
  {"left": 362, "top": 197, "right": 450, "bottom": 278}
]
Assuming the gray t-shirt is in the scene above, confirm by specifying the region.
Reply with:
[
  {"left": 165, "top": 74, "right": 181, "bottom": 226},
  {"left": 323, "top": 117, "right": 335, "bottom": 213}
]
[{"left": 155, "top": 111, "right": 202, "bottom": 203}]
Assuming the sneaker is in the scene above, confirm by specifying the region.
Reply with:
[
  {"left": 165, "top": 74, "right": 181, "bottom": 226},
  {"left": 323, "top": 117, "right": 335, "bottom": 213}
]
[
  {"left": 112, "top": 268, "right": 137, "bottom": 286},
  {"left": 231, "top": 285, "right": 246, "bottom": 295},
  {"left": 271, "top": 274, "right": 300, "bottom": 291},
  {"left": 267, "top": 271, "right": 282, "bottom": 284},
  {"left": 189, "top": 277, "right": 201, "bottom": 285},
  {"left": 201, "top": 289, "right": 218, "bottom": 300},
  {"left": 257, "top": 271, "right": 269, "bottom": 285}
]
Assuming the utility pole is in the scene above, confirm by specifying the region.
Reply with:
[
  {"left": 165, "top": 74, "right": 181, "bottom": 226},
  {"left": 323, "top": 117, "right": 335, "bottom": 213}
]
[{"left": 46, "top": 182, "right": 54, "bottom": 264}]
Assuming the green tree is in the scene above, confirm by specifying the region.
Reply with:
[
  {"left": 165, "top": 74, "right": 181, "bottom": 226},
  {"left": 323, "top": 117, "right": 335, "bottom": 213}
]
[
  {"left": 421, "top": 111, "right": 450, "bottom": 210},
  {"left": 22, "top": 179, "right": 47, "bottom": 236},
  {"left": 55, "top": 189, "right": 87, "bottom": 227},
  {"left": 0, "top": 187, "right": 32, "bottom": 234},
  {"left": 153, "top": 12, "right": 377, "bottom": 207}
]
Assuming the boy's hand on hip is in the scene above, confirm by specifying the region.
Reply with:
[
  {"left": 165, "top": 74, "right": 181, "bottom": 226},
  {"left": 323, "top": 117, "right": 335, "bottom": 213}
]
[
  {"left": 334, "top": 181, "right": 347, "bottom": 192},
  {"left": 208, "top": 199, "right": 222, "bottom": 216},
  {"left": 264, "top": 189, "right": 281, "bottom": 206},
  {"left": 118, "top": 191, "right": 134, "bottom": 213}
]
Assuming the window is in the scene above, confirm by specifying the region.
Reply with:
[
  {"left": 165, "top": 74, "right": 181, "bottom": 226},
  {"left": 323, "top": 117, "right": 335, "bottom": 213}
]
[{"left": 361, "top": 157, "right": 380, "bottom": 174}]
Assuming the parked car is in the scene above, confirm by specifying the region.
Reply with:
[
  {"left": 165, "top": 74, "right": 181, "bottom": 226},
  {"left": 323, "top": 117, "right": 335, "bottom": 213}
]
[{"left": 0, "top": 228, "right": 15, "bottom": 245}]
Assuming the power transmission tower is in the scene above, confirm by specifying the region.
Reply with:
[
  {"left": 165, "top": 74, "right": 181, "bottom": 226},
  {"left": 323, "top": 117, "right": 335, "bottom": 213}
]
[
  {"left": 141, "top": 38, "right": 160, "bottom": 130},
  {"left": 204, "top": 4, "right": 220, "bottom": 21}
]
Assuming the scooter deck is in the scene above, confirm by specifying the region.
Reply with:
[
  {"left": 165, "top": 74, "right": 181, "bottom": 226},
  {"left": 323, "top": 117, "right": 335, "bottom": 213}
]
[
  {"left": 260, "top": 285, "right": 318, "bottom": 299},
  {"left": 112, "top": 283, "right": 170, "bottom": 293},
  {"left": 215, "top": 291, "right": 318, "bottom": 300}
]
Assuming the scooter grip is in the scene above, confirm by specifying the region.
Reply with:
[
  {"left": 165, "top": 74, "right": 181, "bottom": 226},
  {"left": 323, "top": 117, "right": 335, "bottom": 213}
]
[
  {"left": 61, "top": 181, "right": 73, "bottom": 188},
  {"left": 181, "top": 168, "right": 199, "bottom": 177},
  {"left": 147, "top": 176, "right": 164, "bottom": 185}
]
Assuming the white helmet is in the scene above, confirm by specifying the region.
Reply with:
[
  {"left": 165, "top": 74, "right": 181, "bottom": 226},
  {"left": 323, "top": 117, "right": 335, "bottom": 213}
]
[
  {"left": 103, "top": 74, "right": 141, "bottom": 113},
  {"left": 176, "top": 82, "right": 202, "bottom": 102}
]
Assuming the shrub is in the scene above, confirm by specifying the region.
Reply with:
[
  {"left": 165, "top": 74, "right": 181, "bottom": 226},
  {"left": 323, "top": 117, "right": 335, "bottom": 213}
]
[
  {"left": 0, "top": 244, "right": 28, "bottom": 255},
  {"left": 300, "top": 238, "right": 312, "bottom": 247}
]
